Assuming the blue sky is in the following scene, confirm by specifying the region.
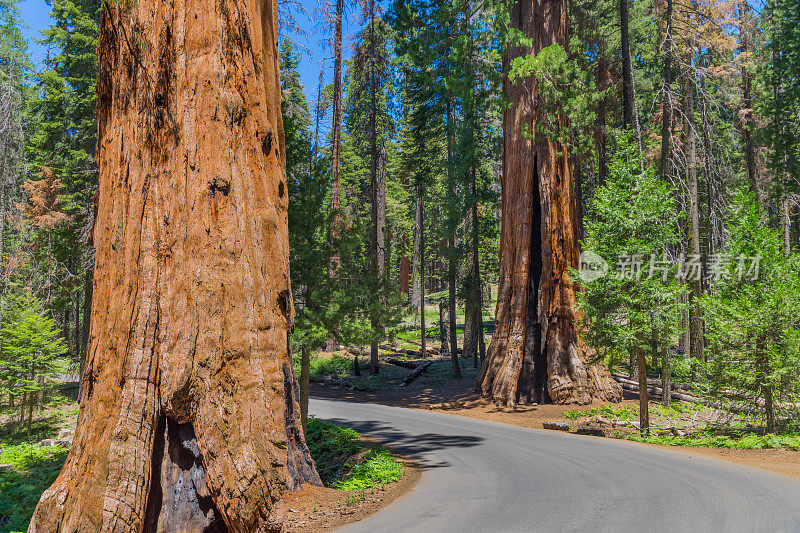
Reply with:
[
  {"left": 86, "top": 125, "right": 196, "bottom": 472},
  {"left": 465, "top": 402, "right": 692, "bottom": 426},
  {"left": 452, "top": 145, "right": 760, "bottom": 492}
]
[
  {"left": 19, "top": 0, "right": 50, "bottom": 67},
  {"left": 17, "top": 0, "right": 368, "bottom": 108}
]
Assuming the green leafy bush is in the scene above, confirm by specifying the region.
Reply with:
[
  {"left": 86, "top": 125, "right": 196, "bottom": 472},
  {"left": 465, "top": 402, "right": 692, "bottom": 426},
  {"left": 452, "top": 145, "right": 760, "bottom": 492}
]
[
  {"left": 335, "top": 449, "right": 402, "bottom": 491},
  {"left": 305, "top": 419, "right": 402, "bottom": 490}
]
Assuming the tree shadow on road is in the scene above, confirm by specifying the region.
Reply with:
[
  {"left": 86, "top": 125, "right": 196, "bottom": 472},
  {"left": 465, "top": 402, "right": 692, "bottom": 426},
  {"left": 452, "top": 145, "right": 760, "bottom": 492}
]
[{"left": 318, "top": 417, "right": 484, "bottom": 470}]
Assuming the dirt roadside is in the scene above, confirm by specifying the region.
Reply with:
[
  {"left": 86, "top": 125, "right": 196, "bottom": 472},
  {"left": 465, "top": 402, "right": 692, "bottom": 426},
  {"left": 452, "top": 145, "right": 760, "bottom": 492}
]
[{"left": 283, "top": 458, "right": 420, "bottom": 532}]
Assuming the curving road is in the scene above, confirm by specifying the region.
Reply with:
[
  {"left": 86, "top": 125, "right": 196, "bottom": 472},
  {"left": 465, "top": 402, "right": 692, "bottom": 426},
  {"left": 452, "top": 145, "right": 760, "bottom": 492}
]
[{"left": 310, "top": 397, "right": 800, "bottom": 533}]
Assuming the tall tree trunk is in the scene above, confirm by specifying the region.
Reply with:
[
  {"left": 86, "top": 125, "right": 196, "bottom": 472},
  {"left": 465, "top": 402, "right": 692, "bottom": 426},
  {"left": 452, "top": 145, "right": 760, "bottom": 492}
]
[
  {"left": 463, "top": 182, "right": 482, "bottom": 368},
  {"left": 79, "top": 262, "right": 93, "bottom": 398},
  {"left": 620, "top": 0, "right": 633, "bottom": 128},
  {"left": 411, "top": 195, "right": 422, "bottom": 325},
  {"left": 573, "top": 154, "right": 584, "bottom": 241},
  {"left": 300, "top": 346, "right": 311, "bottom": 432},
  {"left": 660, "top": 0, "right": 674, "bottom": 182},
  {"left": 31, "top": 1, "right": 320, "bottom": 530},
  {"left": 781, "top": 194, "right": 792, "bottom": 254},
  {"left": 0, "top": 177, "right": 6, "bottom": 303},
  {"left": 446, "top": 95, "right": 460, "bottom": 376},
  {"left": 620, "top": 0, "right": 644, "bottom": 163},
  {"left": 661, "top": 346, "right": 672, "bottom": 408},
  {"left": 683, "top": 72, "right": 705, "bottom": 368},
  {"left": 700, "top": 81, "right": 722, "bottom": 253},
  {"left": 400, "top": 254, "right": 410, "bottom": 295},
  {"left": 377, "top": 148, "right": 387, "bottom": 277},
  {"left": 637, "top": 347, "right": 650, "bottom": 435},
  {"left": 738, "top": 0, "right": 758, "bottom": 200},
  {"left": 417, "top": 190, "right": 426, "bottom": 357},
  {"left": 326, "top": 0, "right": 344, "bottom": 352},
  {"left": 74, "top": 291, "right": 81, "bottom": 364},
  {"left": 595, "top": 57, "right": 609, "bottom": 187},
  {"left": 368, "top": 10, "right": 384, "bottom": 376},
  {"left": 476, "top": 0, "right": 621, "bottom": 406}
]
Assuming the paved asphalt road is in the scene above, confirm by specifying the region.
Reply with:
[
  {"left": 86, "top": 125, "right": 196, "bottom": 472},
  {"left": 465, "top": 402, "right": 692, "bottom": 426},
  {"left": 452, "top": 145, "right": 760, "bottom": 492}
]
[{"left": 310, "top": 397, "right": 800, "bottom": 533}]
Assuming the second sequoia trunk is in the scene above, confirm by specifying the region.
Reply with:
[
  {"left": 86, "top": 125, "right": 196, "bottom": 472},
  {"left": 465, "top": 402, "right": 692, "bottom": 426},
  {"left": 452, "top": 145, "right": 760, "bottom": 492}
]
[
  {"left": 29, "top": 0, "right": 320, "bottom": 531},
  {"left": 477, "top": 0, "right": 621, "bottom": 406}
]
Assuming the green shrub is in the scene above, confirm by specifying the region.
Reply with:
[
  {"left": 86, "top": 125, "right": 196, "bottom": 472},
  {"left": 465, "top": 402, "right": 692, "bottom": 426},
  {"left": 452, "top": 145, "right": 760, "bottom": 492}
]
[
  {"left": 305, "top": 419, "right": 402, "bottom": 490},
  {"left": 335, "top": 449, "right": 403, "bottom": 491}
]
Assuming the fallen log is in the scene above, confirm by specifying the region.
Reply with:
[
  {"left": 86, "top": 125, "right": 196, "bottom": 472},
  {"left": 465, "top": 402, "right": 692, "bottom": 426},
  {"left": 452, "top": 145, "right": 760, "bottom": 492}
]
[
  {"left": 387, "top": 358, "right": 418, "bottom": 370},
  {"left": 400, "top": 361, "right": 433, "bottom": 387},
  {"left": 611, "top": 374, "right": 694, "bottom": 392},
  {"left": 397, "top": 339, "right": 441, "bottom": 356},
  {"left": 613, "top": 376, "right": 700, "bottom": 402},
  {"left": 378, "top": 345, "right": 443, "bottom": 358}
]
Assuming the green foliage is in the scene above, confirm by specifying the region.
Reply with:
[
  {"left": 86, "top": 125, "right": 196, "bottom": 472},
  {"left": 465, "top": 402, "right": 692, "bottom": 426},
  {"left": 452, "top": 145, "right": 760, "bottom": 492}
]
[
  {"left": 762, "top": 0, "right": 800, "bottom": 186},
  {"left": 702, "top": 191, "right": 800, "bottom": 429},
  {"left": 509, "top": 44, "right": 598, "bottom": 156},
  {"left": 24, "top": 0, "right": 99, "bottom": 316},
  {"left": 283, "top": 40, "right": 338, "bottom": 356},
  {"left": 0, "top": 291, "right": 67, "bottom": 428},
  {"left": 576, "top": 136, "right": 686, "bottom": 369},
  {"left": 0, "top": 443, "right": 68, "bottom": 531},
  {"left": 305, "top": 418, "right": 402, "bottom": 490},
  {"left": 292, "top": 352, "right": 356, "bottom": 382},
  {"left": 626, "top": 432, "right": 800, "bottom": 451},
  {"left": 564, "top": 401, "right": 704, "bottom": 421},
  {"left": 335, "top": 449, "right": 402, "bottom": 491}
]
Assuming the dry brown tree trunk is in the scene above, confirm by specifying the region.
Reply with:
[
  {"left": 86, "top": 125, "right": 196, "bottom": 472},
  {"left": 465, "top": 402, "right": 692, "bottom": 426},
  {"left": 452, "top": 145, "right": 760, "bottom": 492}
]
[
  {"left": 29, "top": 0, "right": 320, "bottom": 530},
  {"left": 476, "top": 0, "right": 621, "bottom": 407},
  {"left": 324, "top": 0, "right": 344, "bottom": 353},
  {"left": 595, "top": 56, "right": 609, "bottom": 188},
  {"left": 683, "top": 71, "right": 705, "bottom": 369}
]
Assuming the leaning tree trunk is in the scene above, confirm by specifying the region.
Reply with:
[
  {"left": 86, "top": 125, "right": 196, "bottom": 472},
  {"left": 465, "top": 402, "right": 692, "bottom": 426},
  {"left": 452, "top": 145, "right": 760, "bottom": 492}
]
[
  {"left": 30, "top": 1, "right": 320, "bottom": 531},
  {"left": 477, "top": 0, "right": 621, "bottom": 406}
]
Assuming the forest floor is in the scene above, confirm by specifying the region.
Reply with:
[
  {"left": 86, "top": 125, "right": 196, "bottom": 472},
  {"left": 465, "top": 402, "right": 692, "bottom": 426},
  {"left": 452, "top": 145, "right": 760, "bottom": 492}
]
[{"left": 309, "top": 351, "right": 800, "bottom": 484}]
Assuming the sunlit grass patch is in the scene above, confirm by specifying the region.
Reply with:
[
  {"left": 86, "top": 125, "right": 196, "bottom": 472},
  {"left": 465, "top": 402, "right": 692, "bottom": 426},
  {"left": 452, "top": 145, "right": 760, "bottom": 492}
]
[{"left": 305, "top": 418, "right": 403, "bottom": 491}]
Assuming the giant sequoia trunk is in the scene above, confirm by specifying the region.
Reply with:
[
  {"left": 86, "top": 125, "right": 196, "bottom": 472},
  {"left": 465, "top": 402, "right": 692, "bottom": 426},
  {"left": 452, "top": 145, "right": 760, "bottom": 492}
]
[
  {"left": 477, "top": 0, "right": 621, "bottom": 406},
  {"left": 30, "top": 1, "right": 320, "bottom": 531}
]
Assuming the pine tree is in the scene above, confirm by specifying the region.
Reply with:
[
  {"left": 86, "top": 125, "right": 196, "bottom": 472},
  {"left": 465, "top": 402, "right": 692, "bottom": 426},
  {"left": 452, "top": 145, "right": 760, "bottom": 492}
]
[
  {"left": 577, "top": 137, "right": 687, "bottom": 432},
  {"left": 703, "top": 192, "right": 800, "bottom": 434},
  {"left": 282, "top": 40, "right": 332, "bottom": 430},
  {"left": 0, "top": 290, "right": 66, "bottom": 435}
]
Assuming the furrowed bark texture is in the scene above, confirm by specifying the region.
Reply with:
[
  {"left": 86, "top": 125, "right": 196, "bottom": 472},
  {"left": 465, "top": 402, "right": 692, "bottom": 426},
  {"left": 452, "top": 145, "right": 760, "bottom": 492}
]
[
  {"left": 29, "top": 0, "right": 320, "bottom": 531},
  {"left": 477, "top": 0, "right": 621, "bottom": 406}
]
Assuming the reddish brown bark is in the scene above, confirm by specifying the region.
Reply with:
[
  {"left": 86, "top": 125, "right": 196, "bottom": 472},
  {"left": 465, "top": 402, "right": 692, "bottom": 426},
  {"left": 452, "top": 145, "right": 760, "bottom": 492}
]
[
  {"left": 400, "top": 255, "right": 410, "bottom": 295},
  {"left": 477, "top": 0, "right": 621, "bottom": 406},
  {"left": 29, "top": 0, "right": 320, "bottom": 531}
]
